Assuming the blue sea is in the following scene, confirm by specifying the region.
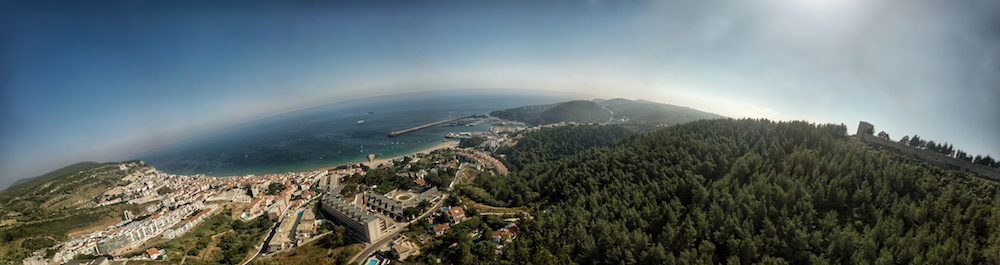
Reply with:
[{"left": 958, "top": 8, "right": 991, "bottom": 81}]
[{"left": 134, "top": 90, "right": 574, "bottom": 177}]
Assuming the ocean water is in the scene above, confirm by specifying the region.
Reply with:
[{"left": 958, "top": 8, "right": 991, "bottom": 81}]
[{"left": 135, "top": 90, "right": 573, "bottom": 177}]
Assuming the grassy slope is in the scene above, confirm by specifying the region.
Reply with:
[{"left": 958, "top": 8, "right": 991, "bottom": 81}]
[
  {"left": 0, "top": 161, "right": 140, "bottom": 216},
  {"left": 129, "top": 211, "right": 231, "bottom": 264},
  {"left": 2, "top": 162, "right": 101, "bottom": 193},
  {"left": 253, "top": 237, "right": 363, "bottom": 265},
  {"left": 0, "top": 202, "right": 148, "bottom": 263},
  {"left": 0, "top": 161, "right": 152, "bottom": 264}
]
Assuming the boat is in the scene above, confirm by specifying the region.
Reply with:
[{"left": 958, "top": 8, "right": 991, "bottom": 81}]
[
  {"left": 369, "top": 111, "right": 374, "bottom": 114},
  {"left": 357, "top": 120, "right": 364, "bottom": 124}
]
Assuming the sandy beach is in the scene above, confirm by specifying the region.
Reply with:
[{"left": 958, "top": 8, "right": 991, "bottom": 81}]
[{"left": 361, "top": 140, "right": 460, "bottom": 168}]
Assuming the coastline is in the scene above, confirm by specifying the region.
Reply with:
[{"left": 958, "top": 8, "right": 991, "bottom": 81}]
[{"left": 360, "top": 140, "right": 459, "bottom": 168}]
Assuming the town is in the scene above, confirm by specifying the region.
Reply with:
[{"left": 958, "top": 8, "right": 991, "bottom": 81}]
[{"left": 25, "top": 133, "right": 522, "bottom": 265}]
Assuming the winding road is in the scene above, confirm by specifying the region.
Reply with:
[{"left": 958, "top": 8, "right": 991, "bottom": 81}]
[
  {"left": 601, "top": 106, "right": 614, "bottom": 123},
  {"left": 349, "top": 164, "right": 466, "bottom": 264}
]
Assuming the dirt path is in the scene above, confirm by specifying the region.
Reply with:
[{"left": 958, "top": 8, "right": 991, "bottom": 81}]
[
  {"left": 459, "top": 195, "right": 529, "bottom": 214},
  {"left": 67, "top": 219, "right": 118, "bottom": 238},
  {"left": 196, "top": 231, "right": 229, "bottom": 261}
]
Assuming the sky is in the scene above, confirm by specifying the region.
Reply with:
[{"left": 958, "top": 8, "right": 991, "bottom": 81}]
[{"left": 1, "top": 0, "right": 998, "bottom": 189}]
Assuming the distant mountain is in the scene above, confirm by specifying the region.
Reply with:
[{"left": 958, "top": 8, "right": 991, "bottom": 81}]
[
  {"left": 490, "top": 100, "right": 607, "bottom": 125},
  {"left": 600, "top": 98, "right": 726, "bottom": 125},
  {"left": 489, "top": 102, "right": 563, "bottom": 125},
  {"left": 539, "top": 100, "right": 614, "bottom": 124},
  {"left": 489, "top": 98, "right": 725, "bottom": 127},
  {"left": 7, "top": 177, "right": 34, "bottom": 189}
]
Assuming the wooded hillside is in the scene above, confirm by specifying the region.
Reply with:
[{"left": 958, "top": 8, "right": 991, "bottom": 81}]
[
  {"left": 490, "top": 100, "right": 610, "bottom": 125},
  {"left": 475, "top": 119, "right": 1000, "bottom": 264}
]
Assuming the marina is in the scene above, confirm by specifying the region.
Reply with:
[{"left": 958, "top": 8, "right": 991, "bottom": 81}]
[{"left": 387, "top": 115, "right": 478, "bottom": 137}]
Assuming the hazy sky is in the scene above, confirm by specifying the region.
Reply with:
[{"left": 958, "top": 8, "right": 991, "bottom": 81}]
[{"left": 1, "top": 0, "right": 998, "bottom": 189}]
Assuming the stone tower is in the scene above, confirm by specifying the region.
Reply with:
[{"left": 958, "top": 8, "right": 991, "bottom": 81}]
[{"left": 857, "top": 121, "right": 874, "bottom": 136}]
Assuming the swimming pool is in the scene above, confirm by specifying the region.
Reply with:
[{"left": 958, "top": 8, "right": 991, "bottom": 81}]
[{"left": 367, "top": 259, "right": 379, "bottom": 265}]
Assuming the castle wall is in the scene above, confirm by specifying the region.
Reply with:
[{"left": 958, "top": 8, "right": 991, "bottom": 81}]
[{"left": 857, "top": 122, "right": 1000, "bottom": 181}]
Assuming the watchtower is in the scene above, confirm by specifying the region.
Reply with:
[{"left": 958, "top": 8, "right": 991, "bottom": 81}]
[{"left": 857, "top": 121, "right": 874, "bottom": 136}]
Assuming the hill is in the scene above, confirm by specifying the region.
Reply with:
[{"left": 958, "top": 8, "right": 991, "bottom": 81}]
[
  {"left": 0, "top": 161, "right": 146, "bottom": 217},
  {"left": 489, "top": 98, "right": 725, "bottom": 128},
  {"left": 490, "top": 100, "right": 610, "bottom": 125},
  {"left": 0, "top": 161, "right": 151, "bottom": 264},
  {"left": 471, "top": 119, "right": 1000, "bottom": 264},
  {"left": 537, "top": 100, "right": 612, "bottom": 125},
  {"left": 3, "top": 162, "right": 101, "bottom": 192},
  {"left": 8, "top": 177, "right": 35, "bottom": 189},
  {"left": 600, "top": 98, "right": 727, "bottom": 127}
]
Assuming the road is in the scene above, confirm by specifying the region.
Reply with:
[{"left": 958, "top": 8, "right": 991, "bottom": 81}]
[
  {"left": 349, "top": 189, "right": 452, "bottom": 265},
  {"left": 241, "top": 220, "right": 279, "bottom": 265},
  {"left": 241, "top": 201, "right": 312, "bottom": 265},
  {"left": 349, "top": 197, "right": 448, "bottom": 265},
  {"left": 240, "top": 160, "right": 471, "bottom": 265},
  {"left": 479, "top": 212, "right": 531, "bottom": 218},
  {"left": 449, "top": 164, "right": 466, "bottom": 190},
  {"left": 479, "top": 212, "right": 532, "bottom": 223},
  {"left": 601, "top": 106, "right": 614, "bottom": 124},
  {"left": 349, "top": 165, "right": 463, "bottom": 264},
  {"left": 350, "top": 226, "right": 406, "bottom": 265}
]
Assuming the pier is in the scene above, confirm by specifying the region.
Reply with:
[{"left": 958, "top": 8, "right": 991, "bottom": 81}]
[{"left": 388, "top": 115, "right": 476, "bottom": 137}]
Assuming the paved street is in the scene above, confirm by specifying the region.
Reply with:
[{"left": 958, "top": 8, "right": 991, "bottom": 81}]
[
  {"left": 350, "top": 226, "right": 406, "bottom": 265},
  {"left": 349, "top": 167, "right": 461, "bottom": 264}
]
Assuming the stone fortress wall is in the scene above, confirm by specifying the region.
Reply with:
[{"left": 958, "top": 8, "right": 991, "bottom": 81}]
[{"left": 856, "top": 121, "right": 1000, "bottom": 180}]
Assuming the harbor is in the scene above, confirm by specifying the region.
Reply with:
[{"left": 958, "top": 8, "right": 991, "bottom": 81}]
[{"left": 387, "top": 115, "right": 478, "bottom": 137}]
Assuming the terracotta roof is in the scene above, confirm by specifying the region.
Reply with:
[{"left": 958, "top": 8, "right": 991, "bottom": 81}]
[
  {"left": 446, "top": 207, "right": 465, "bottom": 218},
  {"left": 433, "top": 223, "right": 451, "bottom": 234}
]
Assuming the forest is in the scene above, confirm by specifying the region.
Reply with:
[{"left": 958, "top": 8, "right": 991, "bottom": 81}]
[
  {"left": 499, "top": 124, "right": 635, "bottom": 171},
  {"left": 470, "top": 119, "right": 1000, "bottom": 264}
]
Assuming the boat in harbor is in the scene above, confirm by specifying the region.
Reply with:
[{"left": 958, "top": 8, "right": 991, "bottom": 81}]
[{"left": 357, "top": 120, "right": 364, "bottom": 124}]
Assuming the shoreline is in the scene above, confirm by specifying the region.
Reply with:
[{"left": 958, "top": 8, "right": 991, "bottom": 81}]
[{"left": 361, "top": 140, "right": 460, "bottom": 168}]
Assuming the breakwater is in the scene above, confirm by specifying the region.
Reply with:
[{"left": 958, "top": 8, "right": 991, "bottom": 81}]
[{"left": 388, "top": 115, "right": 476, "bottom": 137}]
